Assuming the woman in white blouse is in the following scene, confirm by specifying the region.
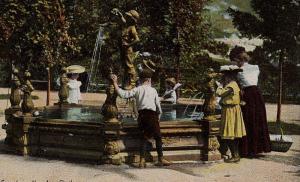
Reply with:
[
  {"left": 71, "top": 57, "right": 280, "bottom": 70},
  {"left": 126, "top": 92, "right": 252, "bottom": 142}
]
[{"left": 230, "top": 46, "right": 271, "bottom": 158}]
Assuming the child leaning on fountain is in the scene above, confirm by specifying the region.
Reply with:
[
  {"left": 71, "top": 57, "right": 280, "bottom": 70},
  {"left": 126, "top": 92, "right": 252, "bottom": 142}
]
[
  {"left": 110, "top": 70, "right": 171, "bottom": 168},
  {"left": 216, "top": 65, "right": 246, "bottom": 163}
]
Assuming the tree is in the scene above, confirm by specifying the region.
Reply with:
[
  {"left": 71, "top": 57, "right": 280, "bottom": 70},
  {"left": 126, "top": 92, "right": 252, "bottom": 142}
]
[
  {"left": 0, "top": 0, "right": 78, "bottom": 69},
  {"left": 228, "top": 0, "right": 300, "bottom": 122}
]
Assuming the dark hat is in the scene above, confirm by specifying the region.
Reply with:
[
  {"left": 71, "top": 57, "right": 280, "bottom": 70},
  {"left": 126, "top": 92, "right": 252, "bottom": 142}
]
[
  {"left": 139, "top": 69, "right": 153, "bottom": 79},
  {"left": 229, "top": 46, "right": 246, "bottom": 61},
  {"left": 165, "top": 77, "right": 176, "bottom": 87},
  {"left": 143, "top": 59, "right": 156, "bottom": 72}
]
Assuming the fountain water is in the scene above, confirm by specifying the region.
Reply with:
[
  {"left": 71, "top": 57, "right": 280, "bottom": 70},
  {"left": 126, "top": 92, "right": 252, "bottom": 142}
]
[
  {"left": 86, "top": 26, "right": 105, "bottom": 92},
  {"left": 183, "top": 91, "right": 205, "bottom": 120}
]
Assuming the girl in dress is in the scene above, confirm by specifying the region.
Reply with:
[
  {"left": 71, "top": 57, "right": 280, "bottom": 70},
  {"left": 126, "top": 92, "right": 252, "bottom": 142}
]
[
  {"left": 216, "top": 65, "right": 247, "bottom": 163},
  {"left": 67, "top": 73, "right": 82, "bottom": 104}
]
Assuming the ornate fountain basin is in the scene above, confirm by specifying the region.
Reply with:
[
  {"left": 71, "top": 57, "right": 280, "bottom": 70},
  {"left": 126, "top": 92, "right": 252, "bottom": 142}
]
[{"left": 2, "top": 104, "right": 221, "bottom": 164}]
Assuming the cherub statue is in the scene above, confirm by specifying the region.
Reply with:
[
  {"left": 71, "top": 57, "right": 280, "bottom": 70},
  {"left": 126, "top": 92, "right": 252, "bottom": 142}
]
[
  {"left": 111, "top": 8, "right": 140, "bottom": 90},
  {"left": 58, "top": 67, "right": 69, "bottom": 104},
  {"left": 10, "top": 68, "right": 21, "bottom": 108},
  {"left": 21, "top": 70, "right": 34, "bottom": 115},
  {"left": 203, "top": 68, "right": 220, "bottom": 121}
]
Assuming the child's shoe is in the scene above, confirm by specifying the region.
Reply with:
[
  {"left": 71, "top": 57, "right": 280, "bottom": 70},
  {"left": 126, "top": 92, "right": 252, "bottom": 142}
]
[
  {"left": 138, "top": 157, "right": 146, "bottom": 168},
  {"left": 225, "top": 156, "right": 240, "bottom": 163},
  {"left": 155, "top": 157, "right": 172, "bottom": 166}
]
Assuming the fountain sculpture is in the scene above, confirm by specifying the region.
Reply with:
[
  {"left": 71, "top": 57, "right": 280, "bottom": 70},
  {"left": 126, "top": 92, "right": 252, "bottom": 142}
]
[
  {"left": 2, "top": 8, "right": 221, "bottom": 164},
  {"left": 58, "top": 67, "right": 69, "bottom": 105}
]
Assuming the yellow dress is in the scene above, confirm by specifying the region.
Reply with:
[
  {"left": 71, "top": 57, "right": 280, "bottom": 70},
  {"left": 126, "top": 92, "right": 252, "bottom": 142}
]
[{"left": 216, "top": 81, "right": 246, "bottom": 139}]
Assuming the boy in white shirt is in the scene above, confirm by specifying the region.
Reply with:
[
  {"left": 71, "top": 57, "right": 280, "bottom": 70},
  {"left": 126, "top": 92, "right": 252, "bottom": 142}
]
[{"left": 110, "top": 70, "right": 171, "bottom": 168}]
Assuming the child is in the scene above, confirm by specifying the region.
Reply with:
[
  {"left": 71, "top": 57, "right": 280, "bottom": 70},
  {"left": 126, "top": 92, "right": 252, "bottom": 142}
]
[
  {"left": 161, "top": 77, "right": 177, "bottom": 104},
  {"left": 67, "top": 73, "right": 82, "bottom": 104},
  {"left": 216, "top": 65, "right": 246, "bottom": 163},
  {"left": 110, "top": 70, "right": 171, "bottom": 168}
]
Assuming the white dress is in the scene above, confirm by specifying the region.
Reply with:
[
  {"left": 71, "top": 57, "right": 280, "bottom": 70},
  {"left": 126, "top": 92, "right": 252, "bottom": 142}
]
[{"left": 67, "top": 80, "right": 82, "bottom": 104}]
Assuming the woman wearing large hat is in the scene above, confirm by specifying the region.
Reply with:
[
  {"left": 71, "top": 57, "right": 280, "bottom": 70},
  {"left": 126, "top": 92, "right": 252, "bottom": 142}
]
[{"left": 229, "top": 46, "right": 271, "bottom": 157}]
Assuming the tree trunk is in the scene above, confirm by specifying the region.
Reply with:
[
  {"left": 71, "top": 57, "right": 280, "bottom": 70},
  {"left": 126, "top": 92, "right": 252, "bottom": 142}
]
[
  {"left": 276, "top": 51, "right": 284, "bottom": 123},
  {"left": 46, "top": 66, "right": 51, "bottom": 106}
]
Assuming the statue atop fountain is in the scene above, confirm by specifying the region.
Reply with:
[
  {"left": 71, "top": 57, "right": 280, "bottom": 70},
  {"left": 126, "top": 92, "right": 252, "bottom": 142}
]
[
  {"left": 111, "top": 8, "right": 140, "bottom": 90},
  {"left": 203, "top": 68, "right": 220, "bottom": 121},
  {"left": 101, "top": 68, "right": 119, "bottom": 123},
  {"left": 58, "top": 67, "right": 69, "bottom": 105},
  {"left": 21, "top": 70, "right": 34, "bottom": 116},
  {"left": 10, "top": 68, "right": 22, "bottom": 109}
]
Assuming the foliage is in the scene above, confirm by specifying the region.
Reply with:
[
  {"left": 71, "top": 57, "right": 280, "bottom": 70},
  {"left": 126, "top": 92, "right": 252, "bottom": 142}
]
[
  {"left": 228, "top": 0, "right": 300, "bottom": 120},
  {"left": 0, "top": 0, "right": 230, "bottom": 88},
  {"left": 250, "top": 47, "right": 300, "bottom": 103},
  {"left": 204, "top": 0, "right": 253, "bottom": 38},
  {"left": 228, "top": 0, "right": 300, "bottom": 61},
  {"left": 0, "top": 0, "right": 79, "bottom": 68}
]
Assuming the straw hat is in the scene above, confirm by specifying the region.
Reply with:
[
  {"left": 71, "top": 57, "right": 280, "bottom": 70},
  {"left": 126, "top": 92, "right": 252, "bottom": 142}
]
[
  {"left": 125, "top": 10, "right": 140, "bottom": 23},
  {"left": 66, "top": 65, "right": 85, "bottom": 74},
  {"left": 219, "top": 65, "right": 243, "bottom": 73},
  {"left": 143, "top": 60, "right": 156, "bottom": 72},
  {"left": 165, "top": 77, "right": 176, "bottom": 87}
]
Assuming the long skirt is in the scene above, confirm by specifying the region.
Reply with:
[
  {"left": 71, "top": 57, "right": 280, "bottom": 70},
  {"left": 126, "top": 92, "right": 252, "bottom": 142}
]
[
  {"left": 240, "top": 86, "right": 271, "bottom": 156},
  {"left": 138, "top": 109, "right": 161, "bottom": 139}
]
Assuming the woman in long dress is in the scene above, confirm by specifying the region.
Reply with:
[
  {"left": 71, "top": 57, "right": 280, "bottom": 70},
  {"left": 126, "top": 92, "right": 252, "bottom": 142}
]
[{"left": 229, "top": 46, "right": 271, "bottom": 157}]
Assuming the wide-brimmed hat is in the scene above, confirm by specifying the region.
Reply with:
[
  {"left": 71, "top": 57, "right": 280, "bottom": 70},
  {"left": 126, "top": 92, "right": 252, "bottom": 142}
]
[
  {"left": 67, "top": 65, "right": 85, "bottom": 74},
  {"left": 125, "top": 10, "right": 140, "bottom": 23},
  {"left": 143, "top": 59, "right": 156, "bottom": 72},
  {"left": 165, "top": 77, "right": 176, "bottom": 87},
  {"left": 219, "top": 65, "right": 243, "bottom": 73}
]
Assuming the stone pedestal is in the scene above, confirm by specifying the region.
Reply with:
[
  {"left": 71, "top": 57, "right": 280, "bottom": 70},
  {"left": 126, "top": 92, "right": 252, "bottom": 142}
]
[
  {"left": 3, "top": 109, "right": 35, "bottom": 155},
  {"left": 102, "top": 122, "right": 122, "bottom": 165},
  {"left": 199, "top": 119, "right": 222, "bottom": 161}
]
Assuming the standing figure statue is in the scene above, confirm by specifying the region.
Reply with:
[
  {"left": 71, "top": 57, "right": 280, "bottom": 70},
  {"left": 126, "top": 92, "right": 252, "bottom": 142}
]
[
  {"left": 58, "top": 67, "right": 69, "bottom": 104},
  {"left": 203, "top": 68, "right": 220, "bottom": 121},
  {"left": 21, "top": 70, "right": 34, "bottom": 115},
  {"left": 111, "top": 8, "right": 140, "bottom": 90},
  {"left": 10, "top": 68, "right": 22, "bottom": 108},
  {"left": 101, "top": 68, "right": 118, "bottom": 123}
]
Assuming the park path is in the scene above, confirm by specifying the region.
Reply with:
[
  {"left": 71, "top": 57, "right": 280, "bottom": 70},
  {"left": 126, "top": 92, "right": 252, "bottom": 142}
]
[{"left": 0, "top": 88, "right": 299, "bottom": 181}]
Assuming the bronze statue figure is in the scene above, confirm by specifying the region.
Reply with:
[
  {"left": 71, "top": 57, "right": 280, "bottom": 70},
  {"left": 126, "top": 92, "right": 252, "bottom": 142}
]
[
  {"left": 58, "top": 67, "right": 69, "bottom": 104},
  {"left": 101, "top": 68, "right": 118, "bottom": 123},
  {"left": 21, "top": 70, "right": 35, "bottom": 115},
  {"left": 111, "top": 8, "right": 140, "bottom": 90},
  {"left": 10, "top": 68, "right": 21, "bottom": 108},
  {"left": 203, "top": 68, "right": 220, "bottom": 121}
]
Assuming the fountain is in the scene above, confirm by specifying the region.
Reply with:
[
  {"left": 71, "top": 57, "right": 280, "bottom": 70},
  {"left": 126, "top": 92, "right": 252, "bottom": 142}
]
[{"left": 1, "top": 9, "right": 221, "bottom": 164}]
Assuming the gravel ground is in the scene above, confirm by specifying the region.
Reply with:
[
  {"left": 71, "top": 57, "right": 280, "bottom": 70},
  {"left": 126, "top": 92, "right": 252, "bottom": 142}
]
[{"left": 0, "top": 88, "right": 299, "bottom": 182}]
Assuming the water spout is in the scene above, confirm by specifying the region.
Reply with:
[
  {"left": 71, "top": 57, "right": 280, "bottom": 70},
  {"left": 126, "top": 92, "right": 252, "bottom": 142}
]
[
  {"left": 86, "top": 25, "right": 105, "bottom": 92},
  {"left": 183, "top": 91, "right": 204, "bottom": 120}
]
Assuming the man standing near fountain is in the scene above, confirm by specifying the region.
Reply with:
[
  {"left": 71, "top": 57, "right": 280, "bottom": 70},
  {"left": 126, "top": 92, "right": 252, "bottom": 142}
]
[
  {"left": 111, "top": 8, "right": 140, "bottom": 90},
  {"left": 110, "top": 70, "right": 171, "bottom": 168}
]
